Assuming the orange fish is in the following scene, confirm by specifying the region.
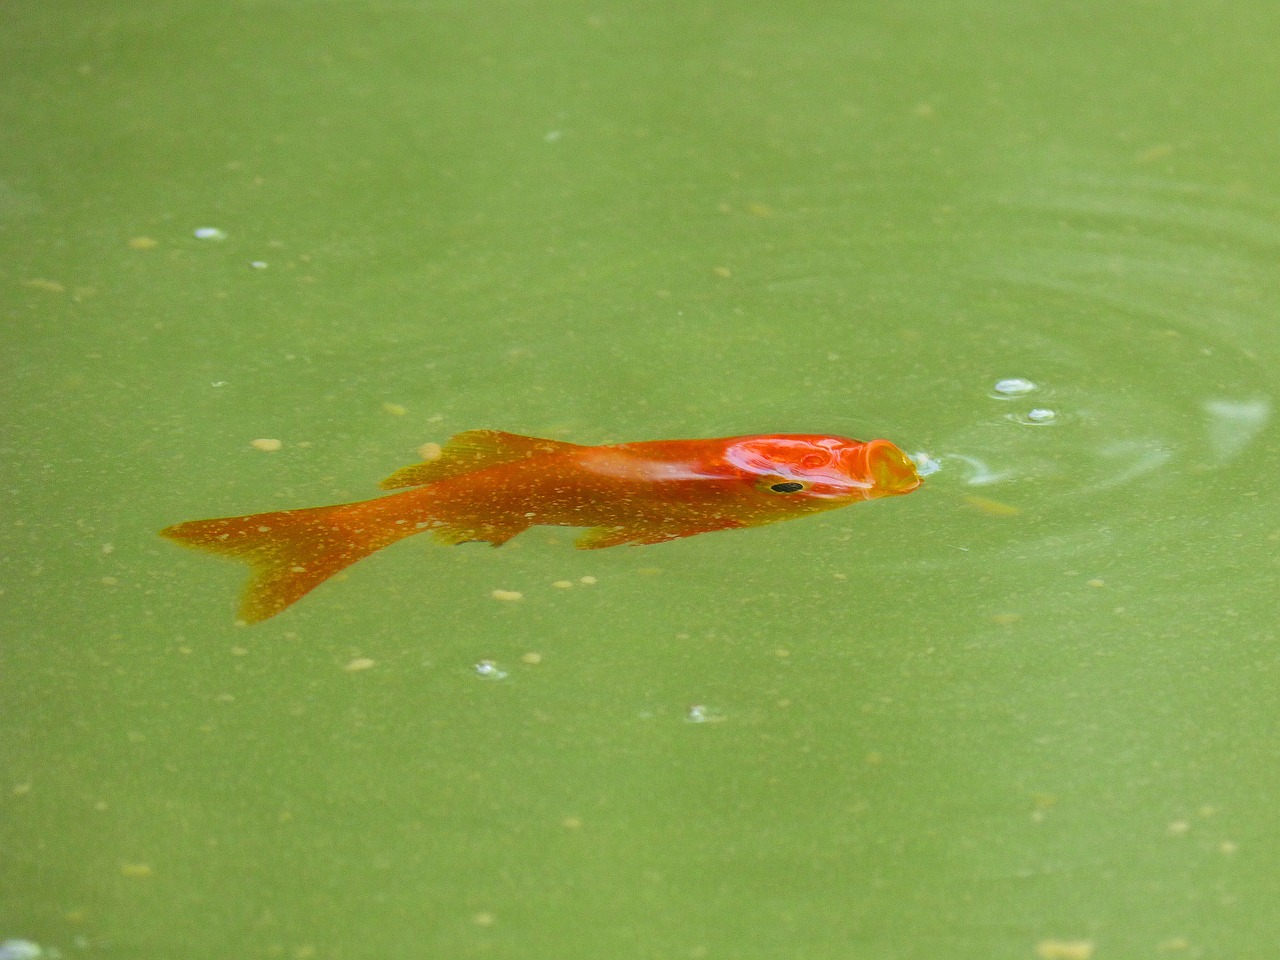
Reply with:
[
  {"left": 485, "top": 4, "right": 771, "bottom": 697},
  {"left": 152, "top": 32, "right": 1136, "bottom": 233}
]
[{"left": 161, "top": 430, "right": 922, "bottom": 623}]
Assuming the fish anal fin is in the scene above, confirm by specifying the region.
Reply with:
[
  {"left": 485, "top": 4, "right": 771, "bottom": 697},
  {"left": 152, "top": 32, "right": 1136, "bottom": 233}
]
[{"left": 380, "top": 430, "right": 580, "bottom": 489}]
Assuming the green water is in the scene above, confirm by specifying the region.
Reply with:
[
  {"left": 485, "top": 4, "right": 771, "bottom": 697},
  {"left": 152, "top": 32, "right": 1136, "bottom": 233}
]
[{"left": 4, "top": 1, "right": 1279, "bottom": 957}]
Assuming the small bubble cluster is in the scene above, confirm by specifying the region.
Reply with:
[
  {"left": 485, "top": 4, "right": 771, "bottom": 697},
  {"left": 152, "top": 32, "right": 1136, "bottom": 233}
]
[{"left": 989, "top": 377, "right": 1058, "bottom": 425}]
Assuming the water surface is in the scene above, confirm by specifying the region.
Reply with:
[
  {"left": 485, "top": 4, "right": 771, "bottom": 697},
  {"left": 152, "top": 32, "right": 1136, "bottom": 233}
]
[{"left": 3, "top": 1, "right": 1279, "bottom": 957}]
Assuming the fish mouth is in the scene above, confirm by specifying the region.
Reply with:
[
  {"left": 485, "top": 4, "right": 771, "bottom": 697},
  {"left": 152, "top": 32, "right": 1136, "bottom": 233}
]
[{"left": 858, "top": 439, "right": 922, "bottom": 497}]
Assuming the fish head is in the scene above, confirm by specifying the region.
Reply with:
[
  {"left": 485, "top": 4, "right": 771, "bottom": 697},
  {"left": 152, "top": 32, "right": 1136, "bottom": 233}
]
[{"left": 725, "top": 434, "right": 922, "bottom": 503}]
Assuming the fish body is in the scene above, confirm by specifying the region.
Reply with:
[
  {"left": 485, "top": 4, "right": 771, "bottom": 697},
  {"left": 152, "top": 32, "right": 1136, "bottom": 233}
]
[{"left": 161, "top": 430, "right": 921, "bottom": 623}]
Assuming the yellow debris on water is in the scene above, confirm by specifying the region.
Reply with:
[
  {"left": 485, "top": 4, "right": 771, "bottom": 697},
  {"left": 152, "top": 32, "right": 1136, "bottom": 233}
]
[
  {"left": 23, "top": 278, "right": 66, "bottom": 292},
  {"left": 1034, "top": 940, "right": 1094, "bottom": 960},
  {"left": 578, "top": 576, "right": 597, "bottom": 585},
  {"left": 520, "top": 652, "right": 542, "bottom": 665},
  {"left": 551, "top": 580, "right": 574, "bottom": 589},
  {"left": 382, "top": 402, "right": 408, "bottom": 416},
  {"left": 343, "top": 657, "right": 375, "bottom": 672},
  {"left": 250, "top": 438, "right": 282, "bottom": 452},
  {"left": 417, "top": 441, "right": 443, "bottom": 461},
  {"left": 1135, "top": 142, "right": 1175, "bottom": 163},
  {"left": 962, "top": 494, "right": 1021, "bottom": 516},
  {"left": 127, "top": 236, "right": 158, "bottom": 250},
  {"left": 120, "top": 862, "right": 154, "bottom": 878},
  {"left": 491, "top": 589, "right": 523, "bottom": 602},
  {"left": 712, "top": 266, "right": 733, "bottom": 278}
]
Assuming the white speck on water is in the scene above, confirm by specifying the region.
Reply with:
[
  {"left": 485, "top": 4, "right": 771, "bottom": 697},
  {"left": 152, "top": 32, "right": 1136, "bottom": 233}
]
[
  {"left": 991, "top": 377, "right": 1037, "bottom": 397},
  {"left": 474, "top": 660, "right": 508, "bottom": 680},
  {"left": 249, "top": 260, "right": 268, "bottom": 269},
  {"left": 0, "top": 941, "right": 44, "bottom": 960},
  {"left": 193, "top": 226, "right": 227, "bottom": 241},
  {"left": 211, "top": 381, "right": 228, "bottom": 387},
  {"left": 685, "top": 704, "right": 724, "bottom": 724},
  {"left": 543, "top": 130, "right": 563, "bottom": 142}
]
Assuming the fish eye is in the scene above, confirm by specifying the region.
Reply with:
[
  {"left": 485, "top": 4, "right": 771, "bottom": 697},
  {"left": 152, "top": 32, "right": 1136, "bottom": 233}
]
[{"left": 769, "top": 481, "right": 806, "bottom": 493}]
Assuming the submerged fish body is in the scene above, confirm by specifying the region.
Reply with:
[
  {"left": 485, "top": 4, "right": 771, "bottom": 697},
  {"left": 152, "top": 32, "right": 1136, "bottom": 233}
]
[{"left": 161, "top": 430, "right": 922, "bottom": 623}]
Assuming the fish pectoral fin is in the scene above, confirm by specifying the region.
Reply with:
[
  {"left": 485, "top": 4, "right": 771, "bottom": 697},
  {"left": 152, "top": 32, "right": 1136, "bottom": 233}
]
[
  {"left": 432, "top": 520, "right": 529, "bottom": 547},
  {"left": 576, "top": 518, "right": 748, "bottom": 549},
  {"left": 574, "top": 525, "right": 689, "bottom": 550},
  {"left": 380, "top": 430, "right": 582, "bottom": 489}
]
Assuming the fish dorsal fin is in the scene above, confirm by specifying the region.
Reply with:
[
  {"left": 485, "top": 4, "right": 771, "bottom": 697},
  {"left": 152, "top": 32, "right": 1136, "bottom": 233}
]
[{"left": 379, "top": 430, "right": 579, "bottom": 489}]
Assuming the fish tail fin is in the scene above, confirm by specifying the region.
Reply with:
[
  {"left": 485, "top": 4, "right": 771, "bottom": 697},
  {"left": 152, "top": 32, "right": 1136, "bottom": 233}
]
[{"left": 160, "top": 498, "right": 416, "bottom": 623}]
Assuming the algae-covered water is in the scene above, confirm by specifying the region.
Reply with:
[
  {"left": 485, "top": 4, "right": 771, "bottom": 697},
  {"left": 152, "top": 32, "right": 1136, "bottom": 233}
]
[{"left": 4, "top": 2, "right": 1279, "bottom": 958}]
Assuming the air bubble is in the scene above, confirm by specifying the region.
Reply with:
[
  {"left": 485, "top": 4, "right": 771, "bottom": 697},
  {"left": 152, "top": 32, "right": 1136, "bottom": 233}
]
[
  {"left": 1008, "top": 408, "right": 1058, "bottom": 425},
  {"left": 909, "top": 452, "right": 942, "bottom": 477},
  {"left": 193, "top": 227, "right": 227, "bottom": 241},
  {"left": 991, "top": 377, "right": 1038, "bottom": 397}
]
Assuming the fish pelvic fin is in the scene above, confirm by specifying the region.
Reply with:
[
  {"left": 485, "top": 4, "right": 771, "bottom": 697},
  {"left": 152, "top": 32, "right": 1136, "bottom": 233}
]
[
  {"left": 380, "top": 430, "right": 581, "bottom": 490},
  {"left": 160, "top": 498, "right": 417, "bottom": 623}
]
